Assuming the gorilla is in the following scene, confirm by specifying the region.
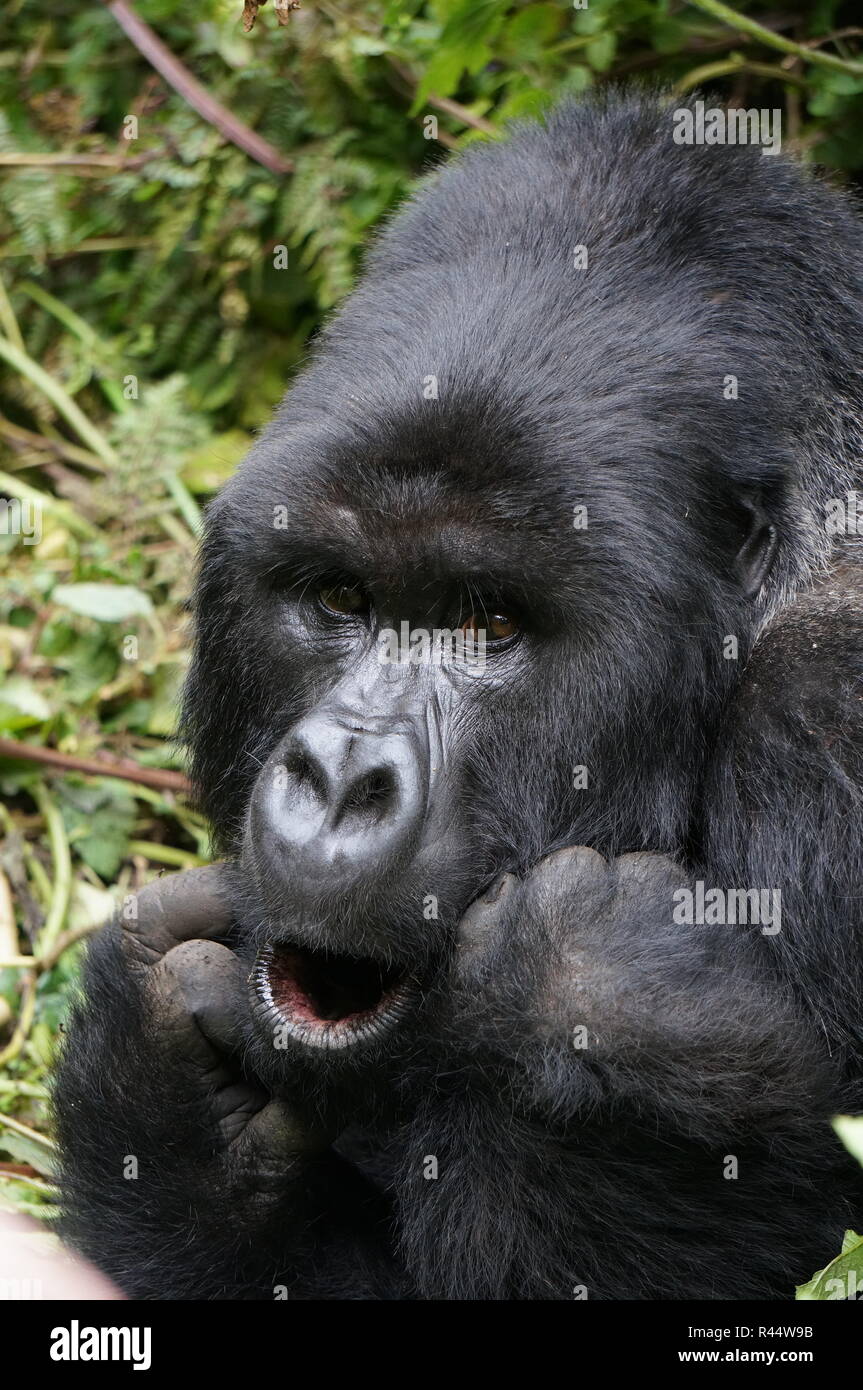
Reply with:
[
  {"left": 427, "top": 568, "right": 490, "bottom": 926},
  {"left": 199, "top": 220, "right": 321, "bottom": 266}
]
[{"left": 55, "top": 92, "right": 863, "bottom": 1300}]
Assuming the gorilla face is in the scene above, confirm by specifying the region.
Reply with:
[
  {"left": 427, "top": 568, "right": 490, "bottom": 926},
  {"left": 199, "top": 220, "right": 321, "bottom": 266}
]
[
  {"left": 239, "top": 518, "right": 519, "bottom": 1057},
  {"left": 186, "top": 401, "right": 775, "bottom": 1080},
  {"left": 182, "top": 108, "right": 801, "bottom": 1083},
  {"left": 221, "top": 459, "right": 569, "bottom": 1069}
]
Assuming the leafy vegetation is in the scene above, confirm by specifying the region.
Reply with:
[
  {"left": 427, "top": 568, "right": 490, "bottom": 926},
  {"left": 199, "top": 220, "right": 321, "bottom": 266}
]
[{"left": 1, "top": 0, "right": 861, "bottom": 1284}]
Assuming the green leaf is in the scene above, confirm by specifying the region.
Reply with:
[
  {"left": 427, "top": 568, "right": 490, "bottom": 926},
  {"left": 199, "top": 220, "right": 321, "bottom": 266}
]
[
  {"left": 813, "top": 71, "right": 863, "bottom": 96},
  {"left": 586, "top": 31, "right": 617, "bottom": 72},
  {"left": 415, "top": 0, "right": 507, "bottom": 104},
  {"left": 182, "top": 429, "right": 252, "bottom": 493},
  {"left": 51, "top": 583, "right": 153, "bottom": 624},
  {"left": 443, "top": 0, "right": 506, "bottom": 60},
  {"left": 0, "top": 1128, "right": 57, "bottom": 1177},
  {"left": 559, "top": 65, "right": 594, "bottom": 96},
  {"left": 494, "top": 88, "right": 555, "bottom": 123},
  {"left": 505, "top": 5, "right": 563, "bottom": 49},
  {"left": 350, "top": 35, "right": 391, "bottom": 57},
  {"left": 67, "top": 879, "right": 117, "bottom": 933},
  {"left": 796, "top": 1230, "right": 863, "bottom": 1300},
  {"left": 0, "top": 677, "right": 52, "bottom": 730},
  {"left": 651, "top": 18, "right": 694, "bottom": 55},
  {"left": 573, "top": 8, "right": 607, "bottom": 37},
  {"left": 834, "top": 1114, "right": 863, "bottom": 1166},
  {"left": 29, "top": 1021, "right": 55, "bottom": 1069},
  {"left": 146, "top": 662, "right": 185, "bottom": 737},
  {"left": 58, "top": 782, "right": 137, "bottom": 881},
  {"left": 414, "top": 47, "right": 473, "bottom": 105},
  {"left": 58, "top": 634, "right": 119, "bottom": 705},
  {"left": 0, "top": 1191, "right": 59, "bottom": 1220}
]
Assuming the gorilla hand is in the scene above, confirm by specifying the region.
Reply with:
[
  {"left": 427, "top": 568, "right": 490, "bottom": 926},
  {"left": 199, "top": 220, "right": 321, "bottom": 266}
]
[
  {"left": 451, "top": 847, "right": 838, "bottom": 1141},
  {"left": 55, "top": 867, "right": 398, "bottom": 1299},
  {"left": 134, "top": 886, "right": 329, "bottom": 1209},
  {"left": 399, "top": 850, "right": 858, "bottom": 1301}
]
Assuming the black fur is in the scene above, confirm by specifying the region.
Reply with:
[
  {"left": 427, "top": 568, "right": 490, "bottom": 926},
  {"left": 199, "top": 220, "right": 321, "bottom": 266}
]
[{"left": 55, "top": 92, "right": 863, "bottom": 1300}]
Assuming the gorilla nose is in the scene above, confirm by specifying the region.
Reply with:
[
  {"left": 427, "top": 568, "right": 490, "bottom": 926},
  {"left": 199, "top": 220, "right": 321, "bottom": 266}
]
[{"left": 258, "top": 713, "right": 427, "bottom": 883}]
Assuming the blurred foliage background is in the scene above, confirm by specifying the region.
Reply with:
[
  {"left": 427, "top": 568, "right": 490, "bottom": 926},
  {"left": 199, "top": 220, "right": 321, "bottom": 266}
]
[{"left": 1, "top": 0, "right": 862, "bottom": 1280}]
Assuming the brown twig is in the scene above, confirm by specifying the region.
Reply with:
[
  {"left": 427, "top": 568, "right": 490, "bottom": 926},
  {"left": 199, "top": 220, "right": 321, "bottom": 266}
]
[
  {"left": 103, "top": 0, "right": 293, "bottom": 175},
  {"left": 0, "top": 151, "right": 157, "bottom": 169},
  {"left": 423, "top": 91, "right": 496, "bottom": 137},
  {"left": 0, "top": 920, "right": 106, "bottom": 975},
  {"left": 608, "top": 20, "right": 799, "bottom": 77},
  {"left": 0, "top": 738, "right": 191, "bottom": 794},
  {"left": 0, "top": 416, "right": 107, "bottom": 472},
  {"left": 386, "top": 57, "right": 496, "bottom": 135}
]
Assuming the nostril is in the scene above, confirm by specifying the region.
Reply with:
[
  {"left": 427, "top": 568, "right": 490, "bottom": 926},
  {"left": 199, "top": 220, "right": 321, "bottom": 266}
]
[
  {"left": 285, "top": 746, "right": 328, "bottom": 806},
  {"left": 340, "top": 768, "right": 396, "bottom": 820}
]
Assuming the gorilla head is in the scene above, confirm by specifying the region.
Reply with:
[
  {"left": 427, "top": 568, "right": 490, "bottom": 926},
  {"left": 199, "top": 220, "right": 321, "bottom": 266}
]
[{"left": 181, "top": 95, "right": 862, "bottom": 1080}]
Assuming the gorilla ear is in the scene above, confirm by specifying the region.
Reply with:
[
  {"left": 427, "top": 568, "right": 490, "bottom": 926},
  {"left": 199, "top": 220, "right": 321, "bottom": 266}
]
[{"left": 734, "top": 493, "right": 778, "bottom": 599}]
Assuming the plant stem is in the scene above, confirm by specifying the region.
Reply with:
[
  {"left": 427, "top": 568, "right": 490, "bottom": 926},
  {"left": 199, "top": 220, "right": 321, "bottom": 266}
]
[
  {"left": 687, "top": 0, "right": 863, "bottom": 75},
  {"left": 31, "top": 784, "right": 72, "bottom": 958},
  {"left": 0, "top": 336, "right": 117, "bottom": 465}
]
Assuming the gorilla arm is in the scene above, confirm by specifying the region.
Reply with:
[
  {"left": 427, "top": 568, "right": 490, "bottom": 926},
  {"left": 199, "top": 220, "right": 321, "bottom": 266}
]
[
  {"left": 394, "top": 844, "right": 860, "bottom": 1300},
  {"left": 54, "top": 867, "right": 398, "bottom": 1299},
  {"left": 704, "top": 559, "right": 863, "bottom": 1095}
]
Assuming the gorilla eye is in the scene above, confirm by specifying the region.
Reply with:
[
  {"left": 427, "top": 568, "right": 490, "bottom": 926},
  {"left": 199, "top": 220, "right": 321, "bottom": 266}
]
[
  {"left": 318, "top": 584, "right": 369, "bottom": 618},
  {"left": 460, "top": 612, "right": 519, "bottom": 643}
]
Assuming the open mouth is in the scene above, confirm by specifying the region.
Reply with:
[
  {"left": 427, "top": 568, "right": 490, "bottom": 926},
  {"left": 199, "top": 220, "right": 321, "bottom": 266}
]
[{"left": 252, "top": 942, "right": 418, "bottom": 1051}]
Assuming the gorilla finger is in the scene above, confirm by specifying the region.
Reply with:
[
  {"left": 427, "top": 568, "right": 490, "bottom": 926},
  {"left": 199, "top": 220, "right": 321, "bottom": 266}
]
[
  {"left": 150, "top": 939, "right": 248, "bottom": 1074},
  {"left": 214, "top": 1083, "right": 270, "bottom": 1139},
  {"left": 529, "top": 845, "right": 609, "bottom": 897},
  {"left": 230, "top": 1097, "right": 333, "bottom": 1174},
  {"left": 612, "top": 851, "right": 689, "bottom": 894},
  {"left": 123, "top": 864, "right": 233, "bottom": 967},
  {"left": 456, "top": 872, "right": 518, "bottom": 961}
]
